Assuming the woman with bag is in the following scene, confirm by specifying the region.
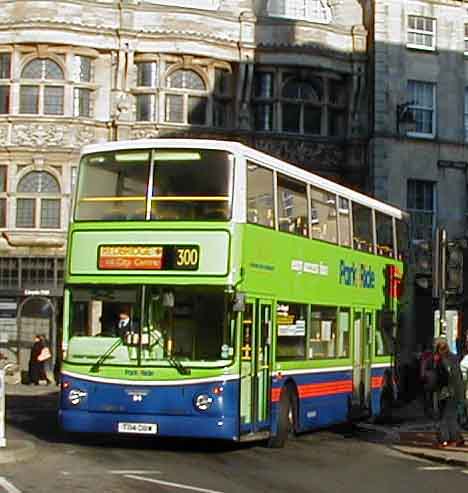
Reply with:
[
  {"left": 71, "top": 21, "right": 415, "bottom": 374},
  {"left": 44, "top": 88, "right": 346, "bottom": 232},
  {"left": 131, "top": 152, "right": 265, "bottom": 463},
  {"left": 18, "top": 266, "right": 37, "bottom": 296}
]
[
  {"left": 434, "top": 339, "right": 464, "bottom": 447},
  {"left": 37, "top": 334, "right": 52, "bottom": 385}
]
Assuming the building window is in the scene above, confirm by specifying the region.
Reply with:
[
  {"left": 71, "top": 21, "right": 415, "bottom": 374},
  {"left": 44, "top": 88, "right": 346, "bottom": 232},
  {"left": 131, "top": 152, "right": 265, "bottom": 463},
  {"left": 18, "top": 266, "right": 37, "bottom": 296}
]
[
  {"left": 74, "top": 88, "right": 91, "bottom": 117},
  {"left": 465, "top": 24, "right": 468, "bottom": 55},
  {"left": 253, "top": 71, "right": 275, "bottom": 132},
  {"left": 71, "top": 167, "right": 78, "bottom": 191},
  {"left": 76, "top": 56, "right": 92, "bottom": 82},
  {"left": 464, "top": 87, "right": 468, "bottom": 142},
  {"left": 281, "top": 77, "right": 322, "bottom": 134},
  {"left": 19, "top": 58, "right": 65, "bottom": 115},
  {"left": 73, "top": 55, "right": 94, "bottom": 117},
  {"left": 0, "top": 166, "right": 7, "bottom": 228},
  {"left": 134, "top": 61, "right": 159, "bottom": 122},
  {"left": 16, "top": 171, "right": 61, "bottom": 229},
  {"left": 407, "top": 179, "right": 435, "bottom": 241},
  {"left": 407, "top": 15, "right": 435, "bottom": 51},
  {"left": 407, "top": 80, "right": 436, "bottom": 138},
  {"left": 0, "top": 53, "right": 10, "bottom": 114},
  {"left": 267, "top": 0, "right": 331, "bottom": 23},
  {"left": 165, "top": 69, "right": 207, "bottom": 125},
  {"left": 213, "top": 68, "right": 233, "bottom": 128},
  {"left": 252, "top": 70, "right": 347, "bottom": 136}
]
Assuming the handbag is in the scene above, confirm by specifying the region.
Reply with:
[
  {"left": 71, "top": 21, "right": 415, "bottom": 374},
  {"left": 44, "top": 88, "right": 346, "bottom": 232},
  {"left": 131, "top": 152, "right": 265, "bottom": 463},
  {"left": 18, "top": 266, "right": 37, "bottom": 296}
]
[{"left": 38, "top": 346, "right": 51, "bottom": 362}]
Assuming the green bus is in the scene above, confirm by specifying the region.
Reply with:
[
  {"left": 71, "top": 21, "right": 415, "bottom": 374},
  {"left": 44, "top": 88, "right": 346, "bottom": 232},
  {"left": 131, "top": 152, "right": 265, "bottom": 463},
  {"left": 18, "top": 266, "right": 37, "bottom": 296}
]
[{"left": 59, "top": 139, "right": 407, "bottom": 447}]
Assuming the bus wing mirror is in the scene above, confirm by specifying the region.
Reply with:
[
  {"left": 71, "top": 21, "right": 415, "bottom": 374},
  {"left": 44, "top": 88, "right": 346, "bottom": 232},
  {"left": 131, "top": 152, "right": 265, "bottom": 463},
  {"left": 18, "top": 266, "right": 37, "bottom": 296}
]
[{"left": 232, "top": 293, "right": 245, "bottom": 312}]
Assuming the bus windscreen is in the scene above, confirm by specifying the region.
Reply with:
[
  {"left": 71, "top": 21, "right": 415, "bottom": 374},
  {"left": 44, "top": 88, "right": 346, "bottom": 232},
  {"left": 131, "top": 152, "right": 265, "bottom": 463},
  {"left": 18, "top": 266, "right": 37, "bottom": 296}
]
[{"left": 74, "top": 149, "right": 233, "bottom": 221}]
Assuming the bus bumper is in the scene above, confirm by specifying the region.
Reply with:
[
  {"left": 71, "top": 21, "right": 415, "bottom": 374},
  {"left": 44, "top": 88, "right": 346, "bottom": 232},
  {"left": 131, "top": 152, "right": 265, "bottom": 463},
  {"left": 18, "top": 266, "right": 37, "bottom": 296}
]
[{"left": 59, "top": 409, "right": 238, "bottom": 440}]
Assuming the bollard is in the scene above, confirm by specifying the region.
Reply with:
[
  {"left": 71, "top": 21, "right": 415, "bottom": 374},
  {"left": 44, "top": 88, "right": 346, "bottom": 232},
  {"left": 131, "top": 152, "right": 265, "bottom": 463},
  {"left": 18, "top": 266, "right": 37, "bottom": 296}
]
[{"left": 0, "top": 368, "right": 5, "bottom": 447}]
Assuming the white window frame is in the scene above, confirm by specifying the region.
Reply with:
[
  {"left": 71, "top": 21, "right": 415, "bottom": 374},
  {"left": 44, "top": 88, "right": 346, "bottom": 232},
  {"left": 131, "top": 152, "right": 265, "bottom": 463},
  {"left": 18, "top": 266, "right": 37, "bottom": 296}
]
[
  {"left": 267, "top": 0, "right": 331, "bottom": 24},
  {"left": 407, "top": 179, "right": 436, "bottom": 242},
  {"left": 407, "top": 15, "right": 436, "bottom": 51},
  {"left": 464, "top": 23, "right": 468, "bottom": 56},
  {"left": 407, "top": 80, "right": 436, "bottom": 139}
]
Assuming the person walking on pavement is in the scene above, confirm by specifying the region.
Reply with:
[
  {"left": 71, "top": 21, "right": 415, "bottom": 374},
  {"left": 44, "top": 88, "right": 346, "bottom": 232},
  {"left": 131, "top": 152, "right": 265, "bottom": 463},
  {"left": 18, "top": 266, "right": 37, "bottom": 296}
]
[
  {"left": 433, "top": 338, "right": 465, "bottom": 447},
  {"left": 28, "top": 334, "right": 43, "bottom": 385},
  {"left": 37, "top": 334, "right": 52, "bottom": 385}
]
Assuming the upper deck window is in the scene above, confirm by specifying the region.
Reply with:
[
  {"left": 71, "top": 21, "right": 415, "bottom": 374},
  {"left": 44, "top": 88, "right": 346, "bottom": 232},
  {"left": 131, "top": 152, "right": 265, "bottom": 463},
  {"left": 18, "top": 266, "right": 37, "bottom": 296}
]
[
  {"left": 74, "top": 149, "right": 233, "bottom": 222},
  {"left": 310, "top": 186, "right": 337, "bottom": 244},
  {"left": 151, "top": 149, "right": 233, "bottom": 221},
  {"left": 375, "top": 211, "right": 394, "bottom": 258},
  {"left": 247, "top": 162, "right": 275, "bottom": 228},
  {"left": 352, "top": 203, "right": 373, "bottom": 253}
]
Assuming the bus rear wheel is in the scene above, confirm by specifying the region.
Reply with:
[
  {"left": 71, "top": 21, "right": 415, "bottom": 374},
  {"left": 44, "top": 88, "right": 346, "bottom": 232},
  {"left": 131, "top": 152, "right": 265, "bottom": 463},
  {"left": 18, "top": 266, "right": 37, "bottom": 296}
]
[{"left": 268, "top": 386, "right": 297, "bottom": 448}]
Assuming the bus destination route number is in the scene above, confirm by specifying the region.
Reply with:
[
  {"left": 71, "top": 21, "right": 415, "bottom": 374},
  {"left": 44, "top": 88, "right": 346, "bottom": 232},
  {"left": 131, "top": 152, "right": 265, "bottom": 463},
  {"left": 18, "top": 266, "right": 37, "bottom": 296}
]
[{"left": 98, "top": 245, "right": 200, "bottom": 271}]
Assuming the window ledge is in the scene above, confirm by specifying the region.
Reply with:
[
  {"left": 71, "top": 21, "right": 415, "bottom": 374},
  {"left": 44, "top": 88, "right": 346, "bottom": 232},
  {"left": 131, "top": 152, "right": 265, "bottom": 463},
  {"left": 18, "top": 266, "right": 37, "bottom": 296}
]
[
  {"left": 406, "top": 44, "right": 436, "bottom": 52},
  {"left": 2, "top": 231, "right": 65, "bottom": 247},
  {"left": 406, "top": 131, "right": 435, "bottom": 140}
]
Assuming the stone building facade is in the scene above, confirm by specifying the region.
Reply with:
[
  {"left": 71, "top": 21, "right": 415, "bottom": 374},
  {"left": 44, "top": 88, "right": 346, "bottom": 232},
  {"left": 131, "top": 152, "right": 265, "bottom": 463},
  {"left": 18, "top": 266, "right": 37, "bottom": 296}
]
[
  {"left": 0, "top": 0, "right": 368, "bottom": 369},
  {"left": 368, "top": 0, "right": 468, "bottom": 354}
]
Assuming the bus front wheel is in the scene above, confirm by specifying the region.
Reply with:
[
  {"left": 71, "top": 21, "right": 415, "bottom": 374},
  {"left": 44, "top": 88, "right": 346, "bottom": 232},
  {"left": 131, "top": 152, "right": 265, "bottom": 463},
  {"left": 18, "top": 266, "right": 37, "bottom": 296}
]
[{"left": 268, "top": 386, "right": 297, "bottom": 448}]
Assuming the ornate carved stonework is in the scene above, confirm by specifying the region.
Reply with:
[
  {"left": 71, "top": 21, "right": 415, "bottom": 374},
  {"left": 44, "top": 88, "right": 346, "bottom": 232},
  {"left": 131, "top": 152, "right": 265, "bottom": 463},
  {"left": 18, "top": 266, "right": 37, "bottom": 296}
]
[
  {"left": 253, "top": 138, "right": 345, "bottom": 172},
  {"left": 0, "top": 126, "right": 8, "bottom": 146},
  {"left": 12, "top": 124, "right": 66, "bottom": 147},
  {"left": 131, "top": 127, "right": 160, "bottom": 140},
  {"left": 76, "top": 126, "right": 96, "bottom": 146}
]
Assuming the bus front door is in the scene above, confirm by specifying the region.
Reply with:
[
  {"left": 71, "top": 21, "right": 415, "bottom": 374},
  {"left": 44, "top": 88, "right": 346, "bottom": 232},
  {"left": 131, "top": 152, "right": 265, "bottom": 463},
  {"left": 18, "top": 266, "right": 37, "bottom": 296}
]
[
  {"left": 352, "top": 309, "right": 373, "bottom": 413},
  {"left": 239, "top": 299, "right": 272, "bottom": 438}
]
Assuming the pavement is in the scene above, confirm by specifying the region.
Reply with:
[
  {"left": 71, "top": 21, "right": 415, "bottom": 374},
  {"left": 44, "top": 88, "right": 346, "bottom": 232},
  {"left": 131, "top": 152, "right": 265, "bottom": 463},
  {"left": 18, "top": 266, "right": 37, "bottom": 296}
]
[
  {"left": 359, "top": 398, "right": 468, "bottom": 466},
  {"left": 0, "top": 382, "right": 58, "bottom": 464}
]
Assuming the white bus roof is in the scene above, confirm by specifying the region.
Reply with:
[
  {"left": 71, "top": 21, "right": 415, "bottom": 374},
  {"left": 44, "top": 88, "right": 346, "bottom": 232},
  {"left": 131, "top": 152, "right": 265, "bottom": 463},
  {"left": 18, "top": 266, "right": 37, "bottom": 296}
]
[{"left": 81, "top": 139, "right": 407, "bottom": 220}]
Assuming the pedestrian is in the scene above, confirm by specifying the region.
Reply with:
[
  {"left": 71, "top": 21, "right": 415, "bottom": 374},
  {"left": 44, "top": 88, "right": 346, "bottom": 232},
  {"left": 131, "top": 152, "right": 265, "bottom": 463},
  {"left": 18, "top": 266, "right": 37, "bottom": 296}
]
[
  {"left": 420, "top": 345, "right": 437, "bottom": 418},
  {"left": 37, "top": 335, "right": 52, "bottom": 385},
  {"left": 28, "top": 334, "right": 43, "bottom": 385},
  {"left": 433, "top": 338, "right": 465, "bottom": 447}
]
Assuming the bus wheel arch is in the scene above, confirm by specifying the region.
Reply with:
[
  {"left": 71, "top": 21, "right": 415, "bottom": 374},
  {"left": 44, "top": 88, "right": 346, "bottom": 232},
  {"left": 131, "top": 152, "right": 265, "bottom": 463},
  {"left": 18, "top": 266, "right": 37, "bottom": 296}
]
[{"left": 268, "top": 381, "right": 299, "bottom": 448}]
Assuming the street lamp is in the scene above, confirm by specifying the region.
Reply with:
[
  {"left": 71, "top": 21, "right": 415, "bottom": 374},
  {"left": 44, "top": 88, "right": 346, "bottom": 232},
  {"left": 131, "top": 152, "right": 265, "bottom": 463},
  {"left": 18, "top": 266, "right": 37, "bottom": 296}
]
[{"left": 396, "top": 101, "right": 415, "bottom": 135}]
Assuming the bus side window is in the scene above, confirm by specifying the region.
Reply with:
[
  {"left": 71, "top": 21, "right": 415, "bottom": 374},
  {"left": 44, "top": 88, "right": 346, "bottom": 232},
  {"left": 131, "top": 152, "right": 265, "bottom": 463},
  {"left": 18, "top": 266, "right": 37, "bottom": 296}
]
[
  {"left": 352, "top": 202, "right": 373, "bottom": 253},
  {"left": 247, "top": 162, "right": 275, "bottom": 229},
  {"left": 375, "top": 211, "right": 394, "bottom": 258}
]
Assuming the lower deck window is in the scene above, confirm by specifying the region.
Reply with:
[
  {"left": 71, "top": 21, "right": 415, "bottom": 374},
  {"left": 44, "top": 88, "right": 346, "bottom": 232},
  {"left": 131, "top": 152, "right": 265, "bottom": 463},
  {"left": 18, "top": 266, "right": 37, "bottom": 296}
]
[
  {"left": 276, "top": 302, "right": 307, "bottom": 360},
  {"left": 309, "top": 306, "right": 350, "bottom": 359}
]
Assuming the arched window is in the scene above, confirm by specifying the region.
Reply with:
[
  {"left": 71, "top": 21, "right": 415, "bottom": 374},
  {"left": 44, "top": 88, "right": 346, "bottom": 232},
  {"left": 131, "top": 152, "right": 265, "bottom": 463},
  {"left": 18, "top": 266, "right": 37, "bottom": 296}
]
[
  {"left": 16, "top": 171, "right": 61, "bottom": 229},
  {"left": 20, "top": 58, "right": 65, "bottom": 115},
  {"left": 281, "top": 78, "right": 323, "bottom": 135},
  {"left": 165, "top": 69, "right": 207, "bottom": 125}
]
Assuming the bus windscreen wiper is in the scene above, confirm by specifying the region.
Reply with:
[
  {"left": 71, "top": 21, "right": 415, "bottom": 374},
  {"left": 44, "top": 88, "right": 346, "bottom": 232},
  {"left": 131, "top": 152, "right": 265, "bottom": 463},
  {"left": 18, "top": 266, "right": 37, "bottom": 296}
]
[
  {"left": 90, "top": 338, "right": 123, "bottom": 373},
  {"left": 166, "top": 355, "right": 191, "bottom": 375}
]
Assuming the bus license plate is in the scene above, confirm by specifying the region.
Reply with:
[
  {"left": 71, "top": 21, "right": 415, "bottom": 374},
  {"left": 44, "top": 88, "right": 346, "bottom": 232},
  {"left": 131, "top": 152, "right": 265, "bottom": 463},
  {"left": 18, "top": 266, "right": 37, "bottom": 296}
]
[{"left": 118, "top": 422, "right": 158, "bottom": 434}]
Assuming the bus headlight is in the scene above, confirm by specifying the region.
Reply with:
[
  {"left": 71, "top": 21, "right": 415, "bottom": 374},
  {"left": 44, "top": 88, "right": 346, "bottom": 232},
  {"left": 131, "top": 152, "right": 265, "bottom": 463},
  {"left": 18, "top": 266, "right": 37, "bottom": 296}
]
[
  {"left": 68, "top": 389, "right": 87, "bottom": 406},
  {"left": 194, "top": 394, "right": 213, "bottom": 411}
]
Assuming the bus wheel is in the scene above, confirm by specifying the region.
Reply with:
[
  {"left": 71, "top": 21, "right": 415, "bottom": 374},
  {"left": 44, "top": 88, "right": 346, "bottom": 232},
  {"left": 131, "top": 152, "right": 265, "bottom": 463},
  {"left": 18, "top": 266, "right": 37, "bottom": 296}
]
[{"left": 268, "top": 386, "right": 297, "bottom": 448}]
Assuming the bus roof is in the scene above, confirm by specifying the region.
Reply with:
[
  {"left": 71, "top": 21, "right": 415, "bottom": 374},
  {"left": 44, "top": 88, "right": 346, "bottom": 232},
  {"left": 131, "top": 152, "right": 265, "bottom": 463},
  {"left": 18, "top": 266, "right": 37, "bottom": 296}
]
[{"left": 80, "top": 139, "right": 407, "bottom": 220}]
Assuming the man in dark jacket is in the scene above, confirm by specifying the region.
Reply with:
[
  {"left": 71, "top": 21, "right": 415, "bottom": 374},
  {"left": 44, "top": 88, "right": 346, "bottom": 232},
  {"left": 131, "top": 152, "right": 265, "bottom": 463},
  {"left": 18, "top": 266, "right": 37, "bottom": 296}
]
[{"left": 434, "top": 338, "right": 465, "bottom": 447}]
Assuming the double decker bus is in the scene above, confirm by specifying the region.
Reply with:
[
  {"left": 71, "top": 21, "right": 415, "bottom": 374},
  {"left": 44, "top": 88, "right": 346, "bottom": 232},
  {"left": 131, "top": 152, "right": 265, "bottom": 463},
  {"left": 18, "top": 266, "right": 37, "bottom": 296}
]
[{"left": 59, "top": 139, "right": 407, "bottom": 447}]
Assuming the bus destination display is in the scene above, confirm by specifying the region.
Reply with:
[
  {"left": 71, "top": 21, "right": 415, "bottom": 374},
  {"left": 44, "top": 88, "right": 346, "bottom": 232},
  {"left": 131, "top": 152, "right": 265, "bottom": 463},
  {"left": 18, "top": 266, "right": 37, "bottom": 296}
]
[{"left": 98, "top": 245, "right": 199, "bottom": 271}]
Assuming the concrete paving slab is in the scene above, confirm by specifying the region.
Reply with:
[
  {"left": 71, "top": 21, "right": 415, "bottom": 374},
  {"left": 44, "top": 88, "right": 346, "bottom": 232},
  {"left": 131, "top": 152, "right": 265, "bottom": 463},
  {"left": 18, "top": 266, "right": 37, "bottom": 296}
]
[{"left": 0, "top": 439, "right": 35, "bottom": 464}]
